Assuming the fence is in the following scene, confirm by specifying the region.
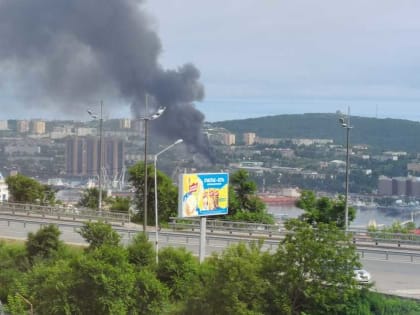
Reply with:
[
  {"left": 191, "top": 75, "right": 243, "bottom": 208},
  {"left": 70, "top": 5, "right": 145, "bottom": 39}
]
[{"left": 0, "top": 202, "right": 129, "bottom": 225}]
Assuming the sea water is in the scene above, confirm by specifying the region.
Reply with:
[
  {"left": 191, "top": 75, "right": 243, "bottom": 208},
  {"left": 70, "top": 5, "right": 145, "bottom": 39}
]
[{"left": 268, "top": 205, "right": 420, "bottom": 228}]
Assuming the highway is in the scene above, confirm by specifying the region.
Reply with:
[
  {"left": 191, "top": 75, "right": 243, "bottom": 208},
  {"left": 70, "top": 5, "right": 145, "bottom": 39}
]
[
  {"left": 362, "top": 259, "right": 420, "bottom": 299},
  {"left": 1, "top": 214, "right": 420, "bottom": 300}
]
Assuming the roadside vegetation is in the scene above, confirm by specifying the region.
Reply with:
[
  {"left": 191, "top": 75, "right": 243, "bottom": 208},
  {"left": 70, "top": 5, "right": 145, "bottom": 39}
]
[
  {"left": 3, "top": 174, "right": 420, "bottom": 314},
  {"left": 0, "top": 218, "right": 419, "bottom": 314}
]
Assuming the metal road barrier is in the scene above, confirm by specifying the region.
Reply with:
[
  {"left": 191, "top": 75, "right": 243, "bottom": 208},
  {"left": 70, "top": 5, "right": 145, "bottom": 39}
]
[
  {"left": 0, "top": 202, "right": 129, "bottom": 225},
  {"left": 1, "top": 216, "right": 420, "bottom": 263},
  {"left": 357, "top": 248, "right": 420, "bottom": 263},
  {"left": 169, "top": 217, "right": 284, "bottom": 237},
  {"left": 169, "top": 217, "right": 420, "bottom": 248}
]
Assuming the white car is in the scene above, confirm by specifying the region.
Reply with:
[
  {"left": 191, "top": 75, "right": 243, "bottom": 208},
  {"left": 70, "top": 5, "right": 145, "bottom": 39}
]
[{"left": 354, "top": 269, "right": 372, "bottom": 284}]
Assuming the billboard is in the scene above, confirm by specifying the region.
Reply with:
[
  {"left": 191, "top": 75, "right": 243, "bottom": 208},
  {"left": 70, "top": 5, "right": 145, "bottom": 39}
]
[{"left": 179, "top": 173, "right": 229, "bottom": 218}]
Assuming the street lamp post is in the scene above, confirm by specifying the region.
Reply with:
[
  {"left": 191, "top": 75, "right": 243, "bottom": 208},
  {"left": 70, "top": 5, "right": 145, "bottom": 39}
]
[
  {"left": 87, "top": 101, "right": 104, "bottom": 213},
  {"left": 141, "top": 95, "right": 166, "bottom": 233},
  {"left": 154, "top": 139, "right": 183, "bottom": 263},
  {"left": 339, "top": 107, "right": 352, "bottom": 233}
]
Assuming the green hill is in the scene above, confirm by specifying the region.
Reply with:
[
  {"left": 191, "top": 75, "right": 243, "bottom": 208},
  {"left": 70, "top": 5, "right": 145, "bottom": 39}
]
[{"left": 212, "top": 113, "right": 420, "bottom": 152}]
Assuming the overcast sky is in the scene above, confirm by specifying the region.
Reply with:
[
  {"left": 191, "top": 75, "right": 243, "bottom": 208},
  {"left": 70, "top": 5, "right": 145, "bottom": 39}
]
[
  {"left": 1, "top": 1, "right": 420, "bottom": 122},
  {"left": 144, "top": 0, "right": 420, "bottom": 121}
]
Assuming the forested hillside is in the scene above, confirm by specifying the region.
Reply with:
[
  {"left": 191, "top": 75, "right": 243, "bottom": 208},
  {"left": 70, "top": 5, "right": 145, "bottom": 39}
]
[{"left": 213, "top": 113, "right": 420, "bottom": 152}]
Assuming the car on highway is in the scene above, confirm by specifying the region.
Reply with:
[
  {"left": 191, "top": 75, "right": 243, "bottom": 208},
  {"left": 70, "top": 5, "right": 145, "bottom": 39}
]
[{"left": 354, "top": 268, "right": 372, "bottom": 284}]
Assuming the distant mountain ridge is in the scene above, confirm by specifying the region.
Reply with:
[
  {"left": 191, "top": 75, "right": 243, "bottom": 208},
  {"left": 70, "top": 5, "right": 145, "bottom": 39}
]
[{"left": 212, "top": 113, "right": 420, "bottom": 153}]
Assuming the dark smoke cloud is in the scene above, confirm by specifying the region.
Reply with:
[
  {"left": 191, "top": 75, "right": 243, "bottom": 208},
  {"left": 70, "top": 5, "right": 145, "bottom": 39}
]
[{"left": 0, "top": 0, "right": 210, "bottom": 155}]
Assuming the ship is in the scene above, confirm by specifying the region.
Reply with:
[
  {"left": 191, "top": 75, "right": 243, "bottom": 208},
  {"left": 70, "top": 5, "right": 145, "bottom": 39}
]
[{"left": 258, "top": 193, "right": 298, "bottom": 205}]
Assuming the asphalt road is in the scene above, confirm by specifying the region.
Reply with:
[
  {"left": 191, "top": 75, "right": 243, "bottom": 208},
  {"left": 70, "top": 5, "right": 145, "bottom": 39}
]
[{"left": 362, "top": 258, "right": 420, "bottom": 299}]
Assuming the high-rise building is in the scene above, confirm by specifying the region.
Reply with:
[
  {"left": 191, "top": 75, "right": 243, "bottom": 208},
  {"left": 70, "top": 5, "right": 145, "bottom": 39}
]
[
  {"left": 131, "top": 120, "right": 144, "bottom": 133},
  {"left": 393, "top": 177, "right": 407, "bottom": 196},
  {"left": 378, "top": 176, "right": 392, "bottom": 195},
  {"left": 221, "top": 133, "right": 235, "bottom": 145},
  {"left": 0, "top": 173, "right": 9, "bottom": 202},
  {"left": 65, "top": 136, "right": 125, "bottom": 177},
  {"left": 31, "top": 120, "right": 46, "bottom": 134},
  {"left": 411, "top": 178, "right": 420, "bottom": 197},
  {"left": 243, "top": 132, "right": 256, "bottom": 145},
  {"left": 378, "top": 176, "right": 420, "bottom": 197},
  {"left": 104, "top": 138, "right": 125, "bottom": 177},
  {"left": 119, "top": 119, "right": 131, "bottom": 129},
  {"left": 17, "top": 120, "right": 30, "bottom": 133},
  {"left": 0, "top": 120, "right": 8, "bottom": 130}
]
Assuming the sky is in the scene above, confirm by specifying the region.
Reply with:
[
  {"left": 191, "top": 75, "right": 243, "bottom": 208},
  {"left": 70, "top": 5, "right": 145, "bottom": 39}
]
[
  {"left": 144, "top": 0, "right": 420, "bottom": 121},
  {"left": 1, "top": 0, "right": 420, "bottom": 122}
]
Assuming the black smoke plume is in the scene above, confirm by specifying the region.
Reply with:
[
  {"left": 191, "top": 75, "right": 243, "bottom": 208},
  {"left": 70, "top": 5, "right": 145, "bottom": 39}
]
[{"left": 0, "top": 0, "right": 210, "bottom": 156}]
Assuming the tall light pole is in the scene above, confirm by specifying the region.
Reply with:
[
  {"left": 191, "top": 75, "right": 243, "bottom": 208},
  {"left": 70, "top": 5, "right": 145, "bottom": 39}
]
[
  {"left": 154, "top": 139, "right": 183, "bottom": 263},
  {"left": 339, "top": 107, "right": 352, "bottom": 232},
  {"left": 141, "top": 95, "right": 166, "bottom": 233},
  {"left": 87, "top": 101, "right": 104, "bottom": 213}
]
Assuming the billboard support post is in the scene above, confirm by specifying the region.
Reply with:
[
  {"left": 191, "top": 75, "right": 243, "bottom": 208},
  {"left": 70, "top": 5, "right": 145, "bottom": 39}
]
[{"left": 199, "top": 216, "right": 207, "bottom": 263}]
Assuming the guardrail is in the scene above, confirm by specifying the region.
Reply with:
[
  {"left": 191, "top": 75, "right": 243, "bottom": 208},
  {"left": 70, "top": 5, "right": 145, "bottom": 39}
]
[
  {"left": 357, "top": 248, "right": 420, "bottom": 263},
  {"left": 169, "top": 217, "right": 283, "bottom": 236},
  {"left": 169, "top": 217, "right": 420, "bottom": 248},
  {"left": 0, "top": 202, "right": 129, "bottom": 225},
  {"left": 2, "top": 216, "right": 420, "bottom": 263}
]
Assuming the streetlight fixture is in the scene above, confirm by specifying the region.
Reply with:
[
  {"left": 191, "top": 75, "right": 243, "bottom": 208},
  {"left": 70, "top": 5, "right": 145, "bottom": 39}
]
[
  {"left": 141, "top": 95, "right": 166, "bottom": 233},
  {"left": 154, "top": 138, "right": 183, "bottom": 263},
  {"left": 339, "top": 107, "right": 352, "bottom": 233},
  {"left": 87, "top": 101, "right": 104, "bottom": 213}
]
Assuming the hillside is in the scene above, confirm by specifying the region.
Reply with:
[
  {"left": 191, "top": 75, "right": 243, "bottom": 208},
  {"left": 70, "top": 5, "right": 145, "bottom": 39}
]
[{"left": 213, "top": 113, "right": 420, "bottom": 153}]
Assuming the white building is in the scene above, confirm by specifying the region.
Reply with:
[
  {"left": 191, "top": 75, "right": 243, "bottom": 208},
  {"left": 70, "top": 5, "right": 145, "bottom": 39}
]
[
  {"left": 0, "top": 173, "right": 9, "bottom": 202},
  {"left": 0, "top": 120, "right": 8, "bottom": 130}
]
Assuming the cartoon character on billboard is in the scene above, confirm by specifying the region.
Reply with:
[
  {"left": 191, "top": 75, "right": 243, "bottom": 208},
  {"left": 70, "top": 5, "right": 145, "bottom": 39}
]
[
  {"left": 180, "top": 173, "right": 229, "bottom": 217},
  {"left": 182, "top": 175, "right": 202, "bottom": 217}
]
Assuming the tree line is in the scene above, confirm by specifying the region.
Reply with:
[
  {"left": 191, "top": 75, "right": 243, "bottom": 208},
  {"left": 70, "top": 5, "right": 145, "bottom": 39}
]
[
  {"left": 1, "top": 184, "right": 420, "bottom": 313},
  {"left": 5, "top": 168, "right": 275, "bottom": 225},
  {"left": 1, "top": 219, "right": 419, "bottom": 314},
  {"left": 214, "top": 113, "right": 420, "bottom": 153}
]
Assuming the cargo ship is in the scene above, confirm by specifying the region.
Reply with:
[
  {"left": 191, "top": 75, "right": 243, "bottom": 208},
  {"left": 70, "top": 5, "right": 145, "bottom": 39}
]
[{"left": 258, "top": 193, "right": 298, "bottom": 205}]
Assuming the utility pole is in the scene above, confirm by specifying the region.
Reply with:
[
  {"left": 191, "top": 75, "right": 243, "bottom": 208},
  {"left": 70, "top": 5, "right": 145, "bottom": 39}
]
[
  {"left": 339, "top": 107, "right": 352, "bottom": 233},
  {"left": 98, "top": 100, "right": 103, "bottom": 213},
  {"left": 141, "top": 95, "right": 166, "bottom": 233},
  {"left": 143, "top": 94, "right": 149, "bottom": 232},
  {"left": 87, "top": 101, "right": 104, "bottom": 213}
]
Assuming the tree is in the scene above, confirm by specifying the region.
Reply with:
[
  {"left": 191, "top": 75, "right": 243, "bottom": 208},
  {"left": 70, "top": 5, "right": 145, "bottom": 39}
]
[
  {"left": 156, "top": 247, "right": 200, "bottom": 301},
  {"left": 26, "top": 224, "right": 63, "bottom": 263},
  {"left": 109, "top": 196, "right": 131, "bottom": 213},
  {"left": 127, "top": 232, "right": 156, "bottom": 269},
  {"left": 22, "top": 260, "right": 75, "bottom": 315},
  {"left": 6, "top": 174, "right": 56, "bottom": 205},
  {"left": 263, "top": 219, "right": 361, "bottom": 315},
  {"left": 227, "top": 170, "right": 273, "bottom": 224},
  {"left": 78, "top": 187, "right": 108, "bottom": 210},
  {"left": 182, "top": 242, "right": 269, "bottom": 315},
  {"left": 78, "top": 222, "right": 121, "bottom": 250},
  {"left": 128, "top": 162, "right": 178, "bottom": 225},
  {"left": 69, "top": 245, "right": 135, "bottom": 314},
  {"left": 130, "top": 269, "right": 170, "bottom": 315},
  {"left": 230, "top": 169, "right": 258, "bottom": 212},
  {"left": 42, "top": 184, "right": 58, "bottom": 206},
  {"left": 0, "top": 242, "right": 29, "bottom": 302},
  {"left": 296, "top": 190, "right": 356, "bottom": 228}
]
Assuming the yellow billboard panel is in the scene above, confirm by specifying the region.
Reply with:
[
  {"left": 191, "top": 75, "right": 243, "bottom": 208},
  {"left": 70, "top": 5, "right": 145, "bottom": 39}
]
[{"left": 178, "top": 173, "right": 229, "bottom": 218}]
